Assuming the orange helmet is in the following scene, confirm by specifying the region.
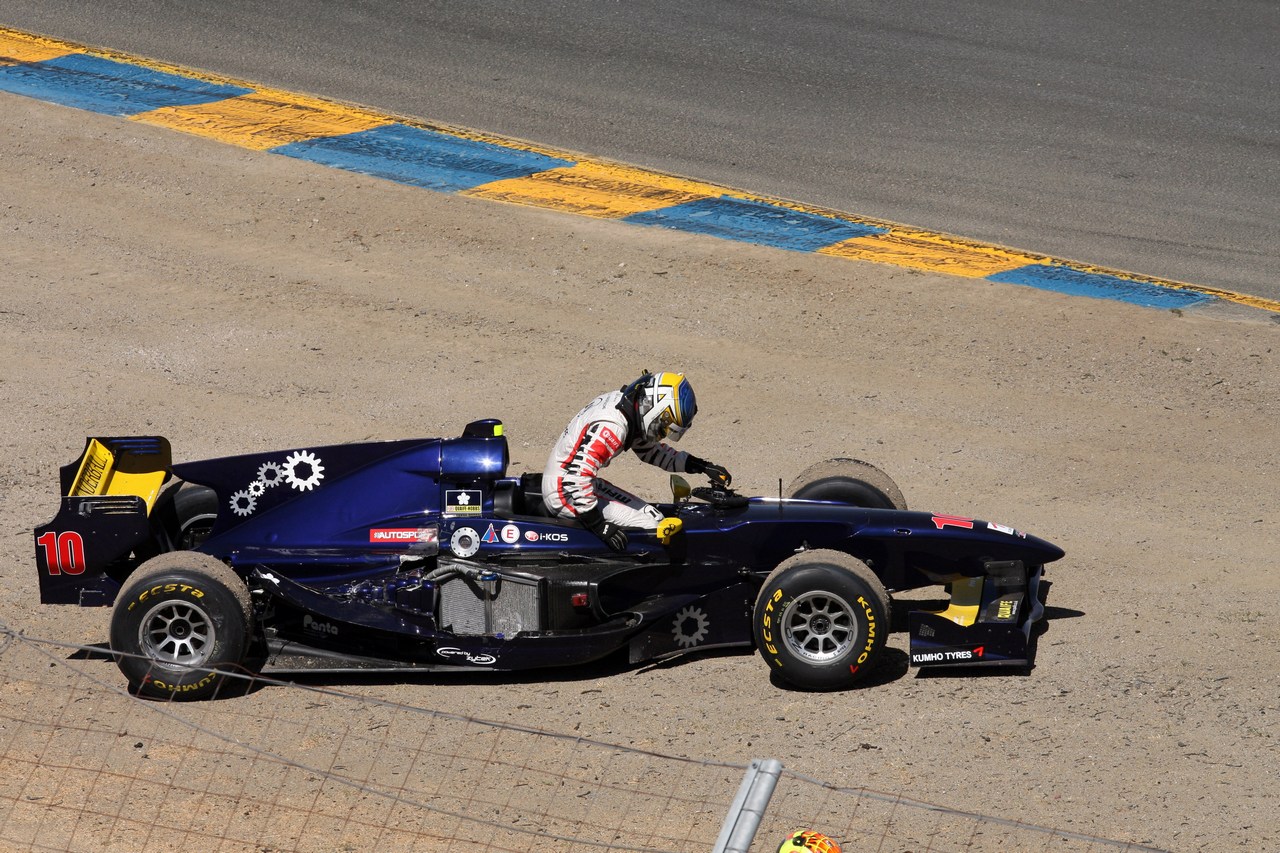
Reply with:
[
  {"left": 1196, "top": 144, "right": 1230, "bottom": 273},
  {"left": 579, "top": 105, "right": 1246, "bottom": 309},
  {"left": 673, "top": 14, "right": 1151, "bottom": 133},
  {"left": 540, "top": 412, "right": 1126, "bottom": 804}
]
[{"left": 777, "top": 829, "right": 841, "bottom": 853}]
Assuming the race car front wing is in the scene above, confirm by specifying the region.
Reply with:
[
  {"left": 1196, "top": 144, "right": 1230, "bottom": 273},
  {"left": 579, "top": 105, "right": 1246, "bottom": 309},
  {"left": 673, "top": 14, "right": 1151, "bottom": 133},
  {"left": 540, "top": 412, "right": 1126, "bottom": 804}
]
[{"left": 907, "top": 560, "right": 1045, "bottom": 669}]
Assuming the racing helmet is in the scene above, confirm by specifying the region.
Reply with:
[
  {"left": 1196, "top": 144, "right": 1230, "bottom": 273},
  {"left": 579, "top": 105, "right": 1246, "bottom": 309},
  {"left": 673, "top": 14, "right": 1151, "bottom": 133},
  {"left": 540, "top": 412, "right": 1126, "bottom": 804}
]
[
  {"left": 777, "top": 829, "right": 841, "bottom": 853},
  {"left": 622, "top": 371, "right": 697, "bottom": 442}
]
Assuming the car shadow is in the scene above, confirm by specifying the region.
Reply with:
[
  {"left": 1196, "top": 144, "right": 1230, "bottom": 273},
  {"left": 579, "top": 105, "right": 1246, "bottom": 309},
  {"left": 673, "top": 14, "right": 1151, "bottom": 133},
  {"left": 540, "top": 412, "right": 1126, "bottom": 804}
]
[{"left": 71, "top": 582, "right": 1085, "bottom": 698}]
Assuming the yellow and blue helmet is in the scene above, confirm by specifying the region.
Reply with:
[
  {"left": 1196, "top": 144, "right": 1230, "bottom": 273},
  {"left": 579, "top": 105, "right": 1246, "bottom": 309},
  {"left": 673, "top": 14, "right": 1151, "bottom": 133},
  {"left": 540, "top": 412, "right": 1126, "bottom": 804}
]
[{"left": 623, "top": 371, "right": 697, "bottom": 442}]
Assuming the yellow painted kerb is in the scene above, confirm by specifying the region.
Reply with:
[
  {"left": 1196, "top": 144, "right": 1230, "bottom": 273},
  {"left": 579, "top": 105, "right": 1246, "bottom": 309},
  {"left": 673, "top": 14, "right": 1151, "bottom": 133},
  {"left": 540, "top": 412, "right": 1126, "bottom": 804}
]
[
  {"left": 0, "top": 27, "right": 76, "bottom": 63},
  {"left": 464, "top": 161, "right": 722, "bottom": 219},
  {"left": 134, "top": 89, "right": 392, "bottom": 150},
  {"left": 822, "top": 228, "right": 1043, "bottom": 277}
]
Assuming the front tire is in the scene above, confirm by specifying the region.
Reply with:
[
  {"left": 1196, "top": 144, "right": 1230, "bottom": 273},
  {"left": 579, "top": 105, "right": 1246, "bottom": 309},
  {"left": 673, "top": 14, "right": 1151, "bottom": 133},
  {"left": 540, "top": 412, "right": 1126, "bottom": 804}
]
[
  {"left": 110, "top": 552, "right": 252, "bottom": 700},
  {"left": 753, "top": 550, "right": 891, "bottom": 690},
  {"left": 787, "top": 458, "right": 907, "bottom": 510}
]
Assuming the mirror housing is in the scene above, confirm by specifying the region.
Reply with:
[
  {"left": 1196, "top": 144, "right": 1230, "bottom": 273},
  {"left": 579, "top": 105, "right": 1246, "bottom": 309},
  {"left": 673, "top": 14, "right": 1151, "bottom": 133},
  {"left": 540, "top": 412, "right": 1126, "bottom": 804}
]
[{"left": 670, "top": 474, "right": 692, "bottom": 502}]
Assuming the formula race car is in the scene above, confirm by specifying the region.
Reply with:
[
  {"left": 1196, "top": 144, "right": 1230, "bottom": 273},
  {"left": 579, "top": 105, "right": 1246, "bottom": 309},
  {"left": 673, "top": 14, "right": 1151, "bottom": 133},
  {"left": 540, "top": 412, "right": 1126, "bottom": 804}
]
[{"left": 33, "top": 421, "right": 1065, "bottom": 700}]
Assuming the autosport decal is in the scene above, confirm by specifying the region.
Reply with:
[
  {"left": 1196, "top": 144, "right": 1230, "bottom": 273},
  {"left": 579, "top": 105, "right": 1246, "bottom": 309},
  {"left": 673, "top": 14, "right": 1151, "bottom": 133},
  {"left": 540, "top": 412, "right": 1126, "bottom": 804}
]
[{"left": 369, "top": 527, "right": 438, "bottom": 544}]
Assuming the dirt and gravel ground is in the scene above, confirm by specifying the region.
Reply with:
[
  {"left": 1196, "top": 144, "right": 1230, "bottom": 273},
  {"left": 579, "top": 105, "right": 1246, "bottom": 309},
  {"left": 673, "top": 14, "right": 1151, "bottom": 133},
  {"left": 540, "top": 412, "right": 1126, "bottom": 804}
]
[{"left": 2, "top": 91, "right": 1278, "bottom": 852}]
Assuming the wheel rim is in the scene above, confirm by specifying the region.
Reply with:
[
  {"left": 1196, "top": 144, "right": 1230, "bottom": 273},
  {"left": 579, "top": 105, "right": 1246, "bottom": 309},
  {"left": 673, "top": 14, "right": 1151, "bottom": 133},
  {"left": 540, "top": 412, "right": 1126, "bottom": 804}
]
[
  {"left": 138, "top": 600, "right": 216, "bottom": 667},
  {"left": 781, "top": 590, "right": 859, "bottom": 663}
]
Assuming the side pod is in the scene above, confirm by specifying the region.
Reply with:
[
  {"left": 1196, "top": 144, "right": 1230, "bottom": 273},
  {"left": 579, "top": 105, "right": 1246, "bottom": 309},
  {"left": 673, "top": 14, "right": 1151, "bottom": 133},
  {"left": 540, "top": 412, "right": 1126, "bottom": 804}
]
[{"left": 907, "top": 560, "right": 1045, "bottom": 669}]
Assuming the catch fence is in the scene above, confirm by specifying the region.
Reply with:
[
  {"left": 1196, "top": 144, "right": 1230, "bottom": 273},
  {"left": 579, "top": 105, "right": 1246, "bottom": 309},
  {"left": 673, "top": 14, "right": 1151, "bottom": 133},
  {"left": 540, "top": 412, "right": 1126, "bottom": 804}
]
[{"left": 0, "top": 624, "right": 1157, "bottom": 853}]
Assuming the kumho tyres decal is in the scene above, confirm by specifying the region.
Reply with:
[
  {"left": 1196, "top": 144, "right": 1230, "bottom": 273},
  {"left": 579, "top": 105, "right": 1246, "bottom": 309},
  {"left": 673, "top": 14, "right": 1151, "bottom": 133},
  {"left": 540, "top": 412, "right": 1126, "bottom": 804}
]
[{"left": 3, "top": 26, "right": 1275, "bottom": 315}]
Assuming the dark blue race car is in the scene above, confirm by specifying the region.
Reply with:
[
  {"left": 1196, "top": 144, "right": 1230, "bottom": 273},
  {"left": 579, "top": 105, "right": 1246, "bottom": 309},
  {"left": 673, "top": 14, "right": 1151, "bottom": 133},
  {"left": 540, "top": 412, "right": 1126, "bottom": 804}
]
[{"left": 34, "top": 420, "right": 1065, "bottom": 700}]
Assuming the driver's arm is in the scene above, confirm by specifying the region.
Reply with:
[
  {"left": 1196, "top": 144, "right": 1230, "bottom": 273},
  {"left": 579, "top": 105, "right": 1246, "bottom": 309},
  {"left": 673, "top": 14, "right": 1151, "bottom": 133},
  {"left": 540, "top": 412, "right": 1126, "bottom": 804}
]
[
  {"left": 632, "top": 438, "right": 686, "bottom": 472},
  {"left": 684, "top": 455, "right": 732, "bottom": 488}
]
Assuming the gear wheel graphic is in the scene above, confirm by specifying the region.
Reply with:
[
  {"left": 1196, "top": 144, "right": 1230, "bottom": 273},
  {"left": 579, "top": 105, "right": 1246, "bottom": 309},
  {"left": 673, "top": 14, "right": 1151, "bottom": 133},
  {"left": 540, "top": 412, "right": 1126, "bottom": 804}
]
[
  {"left": 283, "top": 450, "right": 325, "bottom": 491},
  {"left": 229, "top": 489, "right": 257, "bottom": 517},
  {"left": 257, "top": 461, "right": 285, "bottom": 488},
  {"left": 247, "top": 479, "right": 266, "bottom": 497},
  {"left": 672, "top": 606, "right": 710, "bottom": 649}
]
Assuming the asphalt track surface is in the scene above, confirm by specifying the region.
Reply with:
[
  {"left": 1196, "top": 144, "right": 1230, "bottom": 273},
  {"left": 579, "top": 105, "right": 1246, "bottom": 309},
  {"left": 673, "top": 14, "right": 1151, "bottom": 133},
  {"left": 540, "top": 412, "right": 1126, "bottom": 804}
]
[{"left": 3, "top": 1, "right": 1277, "bottom": 301}]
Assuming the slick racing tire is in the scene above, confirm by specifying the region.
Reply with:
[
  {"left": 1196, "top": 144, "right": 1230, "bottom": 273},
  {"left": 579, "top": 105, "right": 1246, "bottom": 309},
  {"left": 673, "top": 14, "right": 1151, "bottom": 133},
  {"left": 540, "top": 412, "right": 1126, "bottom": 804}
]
[
  {"left": 110, "top": 552, "right": 253, "bottom": 701},
  {"left": 787, "top": 458, "right": 907, "bottom": 510},
  {"left": 753, "top": 550, "right": 891, "bottom": 690}
]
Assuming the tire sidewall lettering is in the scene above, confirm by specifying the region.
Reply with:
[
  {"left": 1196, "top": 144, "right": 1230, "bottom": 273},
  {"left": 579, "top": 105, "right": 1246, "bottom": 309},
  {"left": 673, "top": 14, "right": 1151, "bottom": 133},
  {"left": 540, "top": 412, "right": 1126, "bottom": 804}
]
[
  {"left": 753, "top": 555, "right": 888, "bottom": 689},
  {"left": 110, "top": 556, "right": 251, "bottom": 700},
  {"left": 127, "top": 583, "right": 207, "bottom": 612}
]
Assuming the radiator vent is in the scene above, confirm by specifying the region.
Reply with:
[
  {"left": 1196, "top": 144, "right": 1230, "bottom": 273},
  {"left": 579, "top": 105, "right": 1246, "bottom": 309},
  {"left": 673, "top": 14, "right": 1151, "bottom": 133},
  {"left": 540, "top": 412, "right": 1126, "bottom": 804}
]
[{"left": 440, "top": 574, "right": 541, "bottom": 637}]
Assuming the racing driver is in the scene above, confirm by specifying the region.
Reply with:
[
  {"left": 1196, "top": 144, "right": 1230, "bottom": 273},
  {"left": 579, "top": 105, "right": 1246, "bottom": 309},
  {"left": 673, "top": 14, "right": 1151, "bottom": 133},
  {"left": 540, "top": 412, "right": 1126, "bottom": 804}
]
[{"left": 542, "top": 371, "right": 730, "bottom": 552}]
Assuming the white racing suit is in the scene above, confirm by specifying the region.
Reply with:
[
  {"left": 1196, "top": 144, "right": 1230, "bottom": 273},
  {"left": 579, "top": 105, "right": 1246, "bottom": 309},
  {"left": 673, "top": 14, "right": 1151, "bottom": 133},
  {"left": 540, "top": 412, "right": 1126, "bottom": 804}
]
[{"left": 542, "top": 390, "right": 689, "bottom": 530}]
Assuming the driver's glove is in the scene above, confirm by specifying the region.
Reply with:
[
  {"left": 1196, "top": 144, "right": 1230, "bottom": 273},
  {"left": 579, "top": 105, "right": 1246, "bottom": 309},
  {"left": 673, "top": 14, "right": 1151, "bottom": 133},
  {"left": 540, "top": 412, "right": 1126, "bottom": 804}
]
[
  {"left": 578, "top": 505, "right": 629, "bottom": 552},
  {"left": 686, "top": 456, "right": 732, "bottom": 488}
]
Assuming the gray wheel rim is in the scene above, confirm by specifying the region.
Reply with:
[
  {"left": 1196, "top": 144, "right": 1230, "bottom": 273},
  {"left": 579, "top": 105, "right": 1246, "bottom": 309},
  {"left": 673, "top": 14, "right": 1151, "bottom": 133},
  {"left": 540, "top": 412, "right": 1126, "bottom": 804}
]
[
  {"left": 138, "top": 600, "right": 216, "bottom": 667},
  {"left": 781, "top": 590, "right": 858, "bottom": 663}
]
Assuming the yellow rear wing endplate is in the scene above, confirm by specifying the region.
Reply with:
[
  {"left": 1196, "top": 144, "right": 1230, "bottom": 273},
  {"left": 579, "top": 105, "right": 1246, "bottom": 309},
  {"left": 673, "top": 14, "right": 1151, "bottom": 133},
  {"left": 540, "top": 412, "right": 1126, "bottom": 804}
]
[{"left": 68, "top": 437, "right": 172, "bottom": 513}]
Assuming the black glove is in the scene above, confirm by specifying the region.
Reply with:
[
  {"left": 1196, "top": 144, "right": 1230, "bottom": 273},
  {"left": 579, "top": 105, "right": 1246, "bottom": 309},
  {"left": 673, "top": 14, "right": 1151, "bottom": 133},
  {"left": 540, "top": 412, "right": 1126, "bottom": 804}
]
[
  {"left": 578, "top": 505, "right": 629, "bottom": 552},
  {"left": 686, "top": 455, "right": 732, "bottom": 488}
]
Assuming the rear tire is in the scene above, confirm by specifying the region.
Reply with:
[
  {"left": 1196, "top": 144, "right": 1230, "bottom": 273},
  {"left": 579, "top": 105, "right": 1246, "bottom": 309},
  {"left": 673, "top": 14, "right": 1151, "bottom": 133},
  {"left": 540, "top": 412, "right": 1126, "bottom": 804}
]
[
  {"left": 787, "top": 458, "right": 907, "bottom": 510},
  {"left": 110, "top": 552, "right": 252, "bottom": 700},
  {"left": 753, "top": 549, "right": 891, "bottom": 690}
]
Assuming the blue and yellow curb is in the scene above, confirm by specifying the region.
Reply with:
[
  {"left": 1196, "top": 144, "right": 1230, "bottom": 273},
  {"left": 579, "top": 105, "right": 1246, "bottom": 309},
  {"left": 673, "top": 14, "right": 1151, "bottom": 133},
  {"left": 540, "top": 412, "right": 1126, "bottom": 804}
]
[{"left": 3, "top": 26, "right": 1276, "bottom": 315}]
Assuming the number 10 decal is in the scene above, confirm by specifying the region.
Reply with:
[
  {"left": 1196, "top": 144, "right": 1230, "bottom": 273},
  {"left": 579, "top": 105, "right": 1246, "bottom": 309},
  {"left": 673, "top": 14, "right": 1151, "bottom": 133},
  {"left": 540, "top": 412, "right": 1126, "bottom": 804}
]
[{"left": 36, "top": 531, "right": 87, "bottom": 575}]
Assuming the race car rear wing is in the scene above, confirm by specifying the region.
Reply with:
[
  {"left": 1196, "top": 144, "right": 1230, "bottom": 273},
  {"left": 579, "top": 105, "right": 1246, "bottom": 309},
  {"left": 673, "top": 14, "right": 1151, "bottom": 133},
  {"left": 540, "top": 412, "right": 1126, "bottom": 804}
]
[
  {"left": 63, "top": 437, "right": 170, "bottom": 509},
  {"left": 35, "top": 436, "right": 172, "bottom": 606}
]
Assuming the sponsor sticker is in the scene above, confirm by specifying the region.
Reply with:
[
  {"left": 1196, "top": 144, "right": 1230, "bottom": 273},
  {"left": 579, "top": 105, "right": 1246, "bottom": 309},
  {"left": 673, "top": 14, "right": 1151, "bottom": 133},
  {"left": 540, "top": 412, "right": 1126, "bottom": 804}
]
[
  {"left": 445, "top": 489, "right": 482, "bottom": 515},
  {"left": 524, "top": 530, "right": 570, "bottom": 543},
  {"left": 987, "top": 521, "right": 1027, "bottom": 538},
  {"left": 598, "top": 426, "right": 622, "bottom": 451},
  {"left": 500, "top": 524, "right": 520, "bottom": 544},
  {"left": 303, "top": 614, "right": 339, "bottom": 635},
  {"left": 437, "top": 647, "right": 498, "bottom": 666},
  {"left": 370, "top": 527, "right": 438, "bottom": 544},
  {"left": 911, "top": 645, "right": 986, "bottom": 665}
]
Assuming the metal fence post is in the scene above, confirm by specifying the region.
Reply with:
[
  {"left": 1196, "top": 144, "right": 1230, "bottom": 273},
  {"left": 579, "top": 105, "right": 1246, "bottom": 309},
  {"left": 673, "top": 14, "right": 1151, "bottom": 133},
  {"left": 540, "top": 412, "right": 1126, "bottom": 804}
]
[{"left": 711, "top": 758, "right": 783, "bottom": 853}]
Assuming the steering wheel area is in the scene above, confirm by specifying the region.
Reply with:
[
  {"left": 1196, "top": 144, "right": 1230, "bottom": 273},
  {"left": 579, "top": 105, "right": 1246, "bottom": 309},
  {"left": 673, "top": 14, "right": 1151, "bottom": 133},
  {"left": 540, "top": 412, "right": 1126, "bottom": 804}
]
[{"left": 690, "top": 485, "right": 750, "bottom": 509}]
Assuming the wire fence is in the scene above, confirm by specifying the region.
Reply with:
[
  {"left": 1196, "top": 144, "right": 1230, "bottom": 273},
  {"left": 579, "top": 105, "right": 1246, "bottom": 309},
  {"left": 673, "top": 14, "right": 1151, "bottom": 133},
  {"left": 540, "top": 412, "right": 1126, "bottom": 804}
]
[{"left": 0, "top": 624, "right": 1161, "bottom": 853}]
